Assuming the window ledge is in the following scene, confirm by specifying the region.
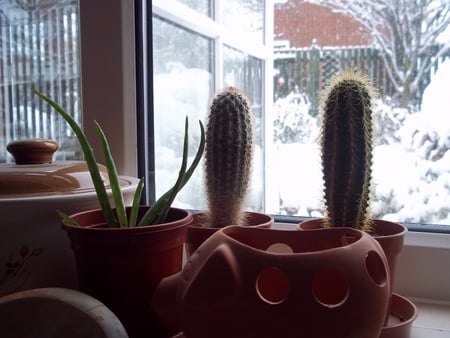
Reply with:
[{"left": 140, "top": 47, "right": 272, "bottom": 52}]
[{"left": 410, "top": 300, "right": 450, "bottom": 337}]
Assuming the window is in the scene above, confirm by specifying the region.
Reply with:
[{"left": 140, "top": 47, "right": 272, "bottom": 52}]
[
  {"left": 2, "top": 0, "right": 449, "bottom": 231},
  {"left": 0, "top": 0, "right": 82, "bottom": 162},
  {"left": 151, "top": 0, "right": 450, "bottom": 232},
  {"left": 152, "top": 0, "right": 270, "bottom": 212},
  {"left": 0, "top": 0, "right": 446, "bottom": 302}
]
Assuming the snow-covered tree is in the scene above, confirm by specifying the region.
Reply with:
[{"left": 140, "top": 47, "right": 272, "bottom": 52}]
[{"left": 309, "top": 0, "right": 450, "bottom": 109}]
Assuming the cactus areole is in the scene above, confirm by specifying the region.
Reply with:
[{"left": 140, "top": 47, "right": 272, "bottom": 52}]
[
  {"left": 321, "top": 72, "right": 375, "bottom": 231},
  {"left": 205, "top": 87, "right": 253, "bottom": 227}
]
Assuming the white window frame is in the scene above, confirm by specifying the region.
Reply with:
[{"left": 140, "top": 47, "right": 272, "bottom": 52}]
[{"left": 78, "top": 0, "right": 450, "bottom": 304}]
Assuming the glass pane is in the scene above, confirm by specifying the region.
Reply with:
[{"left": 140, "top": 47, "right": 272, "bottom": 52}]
[
  {"left": 223, "top": 45, "right": 264, "bottom": 211},
  {"left": 177, "top": 0, "right": 213, "bottom": 17},
  {"left": 0, "top": 0, "right": 81, "bottom": 162},
  {"left": 273, "top": 1, "right": 450, "bottom": 226},
  {"left": 222, "top": 0, "right": 264, "bottom": 44},
  {"left": 153, "top": 15, "right": 213, "bottom": 209}
]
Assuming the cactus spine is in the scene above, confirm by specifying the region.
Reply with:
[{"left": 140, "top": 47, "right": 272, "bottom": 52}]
[
  {"left": 321, "top": 71, "right": 375, "bottom": 231},
  {"left": 205, "top": 87, "right": 253, "bottom": 227}
]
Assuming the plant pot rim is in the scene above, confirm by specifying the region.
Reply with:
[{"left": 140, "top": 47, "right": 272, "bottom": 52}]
[
  {"left": 62, "top": 206, "right": 192, "bottom": 233},
  {"left": 188, "top": 210, "right": 273, "bottom": 229},
  {"left": 218, "top": 225, "right": 374, "bottom": 256},
  {"left": 299, "top": 218, "right": 407, "bottom": 237}
]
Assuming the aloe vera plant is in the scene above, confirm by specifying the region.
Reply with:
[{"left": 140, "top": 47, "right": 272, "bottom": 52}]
[
  {"left": 34, "top": 89, "right": 205, "bottom": 228},
  {"left": 320, "top": 71, "right": 375, "bottom": 231}
]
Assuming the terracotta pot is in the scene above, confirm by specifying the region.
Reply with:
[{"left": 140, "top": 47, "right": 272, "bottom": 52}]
[
  {"left": 63, "top": 206, "right": 192, "bottom": 338},
  {"left": 299, "top": 218, "right": 417, "bottom": 338},
  {"left": 0, "top": 139, "right": 139, "bottom": 296},
  {"left": 299, "top": 218, "right": 407, "bottom": 290},
  {"left": 185, "top": 211, "right": 273, "bottom": 258},
  {"left": 153, "top": 226, "right": 390, "bottom": 338}
]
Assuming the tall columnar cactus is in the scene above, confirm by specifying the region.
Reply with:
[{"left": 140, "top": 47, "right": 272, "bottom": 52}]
[
  {"left": 321, "top": 71, "right": 375, "bottom": 231},
  {"left": 205, "top": 87, "right": 253, "bottom": 227}
]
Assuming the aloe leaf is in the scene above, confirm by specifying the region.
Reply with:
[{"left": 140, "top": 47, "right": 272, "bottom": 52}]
[
  {"left": 138, "top": 117, "right": 190, "bottom": 225},
  {"left": 33, "top": 89, "right": 117, "bottom": 227},
  {"left": 57, "top": 210, "right": 81, "bottom": 227},
  {"left": 138, "top": 118, "right": 205, "bottom": 226},
  {"left": 95, "top": 121, "right": 127, "bottom": 228},
  {"left": 179, "top": 120, "right": 205, "bottom": 188},
  {"left": 129, "top": 178, "right": 145, "bottom": 227}
]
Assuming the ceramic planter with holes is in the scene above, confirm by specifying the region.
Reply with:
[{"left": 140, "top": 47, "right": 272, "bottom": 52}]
[
  {"left": 153, "top": 226, "right": 391, "bottom": 338},
  {"left": 299, "top": 218, "right": 418, "bottom": 338}
]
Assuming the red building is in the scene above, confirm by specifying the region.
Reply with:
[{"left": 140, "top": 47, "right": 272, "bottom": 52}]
[{"left": 274, "top": 0, "right": 374, "bottom": 48}]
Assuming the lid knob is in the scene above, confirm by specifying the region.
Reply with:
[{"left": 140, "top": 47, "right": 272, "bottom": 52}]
[{"left": 7, "top": 139, "right": 59, "bottom": 164}]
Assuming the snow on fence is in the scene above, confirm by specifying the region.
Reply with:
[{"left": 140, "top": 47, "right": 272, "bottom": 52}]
[
  {"left": 0, "top": 3, "right": 81, "bottom": 162},
  {"left": 274, "top": 44, "right": 449, "bottom": 114}
]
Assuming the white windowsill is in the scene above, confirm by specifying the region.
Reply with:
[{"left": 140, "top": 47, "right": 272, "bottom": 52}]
[{"left": 410, "top": 300, "right": 450, "bottom": 337}]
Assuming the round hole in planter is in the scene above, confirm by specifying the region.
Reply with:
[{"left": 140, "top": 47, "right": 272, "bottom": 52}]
[
  {"left": 256, "top": 267, "right": 290, "bottom": 304},
  {"left": 266, "top": 243, "right": 294, "bottom": 254},
  {"left": 365, "top": 250, "right": 388, "bottom": 287},
  {"left": 312, "top": 268, "right": 349, "bottom": 308}
]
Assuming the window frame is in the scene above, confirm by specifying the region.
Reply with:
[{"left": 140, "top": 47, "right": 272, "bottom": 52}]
[{"left": 78, "top": 0, "right": 450, "bottom": 304}]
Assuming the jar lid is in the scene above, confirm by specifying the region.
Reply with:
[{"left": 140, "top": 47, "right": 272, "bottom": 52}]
[{"left": 0, "top": 139, "right": 111, "bottom": 197}]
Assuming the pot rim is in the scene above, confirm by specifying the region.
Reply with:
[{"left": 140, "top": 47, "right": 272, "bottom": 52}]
[
  {"left": 62, "top": 206, "right": 192, "bottom": 232},
  {"left": 220, "top": 225, "right": 370, "bottom": 256}
]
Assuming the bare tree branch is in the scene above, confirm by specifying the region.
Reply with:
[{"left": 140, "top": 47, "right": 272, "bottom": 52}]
[{"left": 308, "top": 0, "right": 450, "bottom": 108}]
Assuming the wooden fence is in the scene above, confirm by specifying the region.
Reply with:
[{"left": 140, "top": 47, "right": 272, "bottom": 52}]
[
  {"left": 0, "top": 2, "right": 81, "bottom": 162},
  {"left": 274, "top": 45, "right": 449, "bottom": 115}
]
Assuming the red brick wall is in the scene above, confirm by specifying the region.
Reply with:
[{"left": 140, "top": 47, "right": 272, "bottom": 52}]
[{"left": 275, "top": 0, "right": 374, "bottom": 48}]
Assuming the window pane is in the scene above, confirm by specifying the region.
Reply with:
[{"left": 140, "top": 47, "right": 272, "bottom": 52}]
[
  {"left": 222, "top": 0, "right": 264, "bottom": 44},
  {"left": 273, "top": 0, "right": 450, "bottom": 226},
  {"left": 177, "top": 0, "right": 213, "bottom": 17},
  {"left": 223, "top": 45, "right": 264, "bottom": 211},
  {"left": 0, "top": 0, "right": 81, "bottom": 162},
  {"left": 152, "top": 15, "right": 213, "bottom": 209}
]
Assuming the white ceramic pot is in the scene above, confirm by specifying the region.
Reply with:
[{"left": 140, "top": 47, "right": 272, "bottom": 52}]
[{"left": 0, "top": 139, "right": 139, "bottom": 296}]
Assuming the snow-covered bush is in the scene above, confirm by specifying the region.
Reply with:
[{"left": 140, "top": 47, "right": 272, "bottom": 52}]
[{"left": 273, "top": 61, "right": 450, "bottom": 225}]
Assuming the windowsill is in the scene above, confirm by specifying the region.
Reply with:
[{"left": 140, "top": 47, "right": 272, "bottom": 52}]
[{"left": 410, "top": 300, "right": 450, "bottom": 337}]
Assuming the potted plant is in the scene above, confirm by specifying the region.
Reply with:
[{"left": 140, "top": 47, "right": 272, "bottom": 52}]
[
  {"left": 153, "top": 79, "right": 397, "bottom": 337},
  {"left": 185, "top": 87, "right": 273, "bottom": 257},
  {"left": 33, "top": 90, "right": 205, "bottom": 338},
  {"left": 297, "top": 71, "right": 417, "bottom": 337}
]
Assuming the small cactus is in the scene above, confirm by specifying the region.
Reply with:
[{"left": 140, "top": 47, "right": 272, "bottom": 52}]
[
  {"left": 320, "top": 71, "right": 375, "bottom": 231},
  {"left": 205, "top": 87, "right": 253, "bottom": 227}
]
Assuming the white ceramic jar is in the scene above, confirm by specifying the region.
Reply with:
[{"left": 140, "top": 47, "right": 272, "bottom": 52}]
[{"left": 0, "top": 139, "right": 139, "bottom": 296}]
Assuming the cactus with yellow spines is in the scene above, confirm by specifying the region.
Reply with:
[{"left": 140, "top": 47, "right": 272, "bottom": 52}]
[
  {"left": 321, "top": 71, "right": 376, "bottom": 231},
  {"left": 204, "top": 87, "right": 253, "bottom": 227}
]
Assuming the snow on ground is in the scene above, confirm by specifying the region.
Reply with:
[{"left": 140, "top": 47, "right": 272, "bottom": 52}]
[{"left": 154, "top": 59, "right": 450, "bottom": 226}]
